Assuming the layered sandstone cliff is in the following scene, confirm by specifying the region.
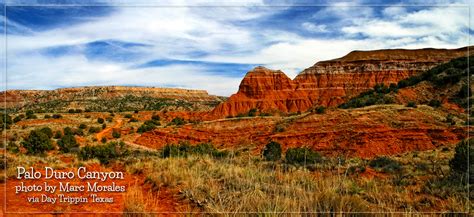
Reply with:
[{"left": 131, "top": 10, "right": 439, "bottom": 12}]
[{"left": 211, "top": 47, "right": 470, "bottom": 117}]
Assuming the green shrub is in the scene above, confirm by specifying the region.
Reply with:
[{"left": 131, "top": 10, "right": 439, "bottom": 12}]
[
  {"left": 21, "top": 129, "right": 54, "bottom": 154},
  {"left": 406, "top": 101, "right": 417, "bottom": 108},
  {"left": 315, "top": 106, "right": 325, "bottom": 114},
  {"left": 285, "top": 147, "right": 322, "bottom": 165},
  {"left": 151, "top": 114, "right": 160, "bottom": 121},
  {"left": 170, "top": 117, "right": 185, "bottom": 126},
  {"left": 88, "top": 127, "right": 101, "bottom": 134},
  {"left": 78, "top": 141, "right": 126, "bottom": 164},
  {"left": 13, "top": 114, "right": 24, "bottom": 123},
  {"left": 97, "top": 118, "right": 104, "bottom": 124},
  {"left": 68, "top": 109, "right": 75, "bottom": 113},
  {"left": 248, "top": 108, "right": 257, "bottom": 117},
  {"left": 58, "top": 131, "right": 78, "bottom": 153},
  {"left": 63, "top": 127, "right": 73, "bottom": 135},
  {"left": 52, "top": 114, "right": 62, "bottom": 119},
  {"left": 124, "top": 114, "right": 133, "bottom": 119},
  {"left": 428, "top": 99, "right": 441, "bottom": 108},
  {"left": 446, "top": 114, "right": 456, "bottom": 125},
  {"left": 112, "top": 129, "right": 121, "bottom": 138},
  {"left": 54, "top": 131, "right": 62, "bottom": 139},
  {"left": 369, "top": 157, "right": 402, "bottom": 173},
  {"left": 137, "top": 120, "right": 160, "bottom": 133},
  {"left": 262, "top": 141, "right": 282, "bottom": 161},
  {"left": 79, "top": 123, "right": 87, "bottom": 129},
  {"left": 39, "top": 127, "right": 53, "bottom": 138},
  {"left": 102, "top": 123, "right": 107, "bottom": 129},
  {"left": 0, "top": 113, "right": 12, "bottom": 131},
  {"left": 26, "top": 110, "right": 37, "bottom": 119},
  {"left": 101, "top": 137, "right": 107, "bottom": 143},
  {"left": 129, "top": 117, "right": 138, "bottom": 122},
  {"left": 449, "top": 139, "right": 473, "bottom": 184},
  {"left": 44, "top": 114, "right": 51, "bottom": 119}
]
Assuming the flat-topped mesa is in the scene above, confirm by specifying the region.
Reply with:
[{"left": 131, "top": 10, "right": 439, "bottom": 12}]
[
  {"left": 1, "top": 86, "right": 223, "bottom": 110},
  {"left": 211, "top": 46, "right": 470, "bottom": 117}
]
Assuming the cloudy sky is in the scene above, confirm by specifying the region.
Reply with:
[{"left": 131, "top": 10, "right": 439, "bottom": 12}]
[{"left": 1, "top": 0, "right": 472, "bottom": 96}]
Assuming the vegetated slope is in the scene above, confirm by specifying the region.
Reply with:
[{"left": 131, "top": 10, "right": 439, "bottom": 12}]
[
  {"left": 211, "top": 46, "right": 470, "bottom": 117},
  {"left": 339, "top": 55, "right": 472, "bottom": 113},
  {"left": 135, "top": 104, "right": 466, "bottom": 158},
  {"left": 1, "top": 86, "right": 225, "bottom": 113}
]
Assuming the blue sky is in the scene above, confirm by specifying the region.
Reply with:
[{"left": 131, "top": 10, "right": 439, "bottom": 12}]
[{"left": 1, "top": 0, "right": 472, "bottom": 96}]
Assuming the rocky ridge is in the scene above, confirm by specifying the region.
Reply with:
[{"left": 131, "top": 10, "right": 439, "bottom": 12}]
[{"left": 211, "top": 47, "right": 470, "bottom": 117}]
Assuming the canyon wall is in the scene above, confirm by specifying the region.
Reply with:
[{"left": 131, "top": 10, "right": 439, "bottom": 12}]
[{"left": 211, "top": 47, "right": 470, "bottom": 117}]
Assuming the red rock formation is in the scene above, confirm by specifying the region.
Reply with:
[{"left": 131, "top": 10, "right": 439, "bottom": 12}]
[
  {"left": 211, "top": 47, "right": 470, "bottom": 117},
  {"left": 135, "top": 105, "right": 467, "bottom": 158}
]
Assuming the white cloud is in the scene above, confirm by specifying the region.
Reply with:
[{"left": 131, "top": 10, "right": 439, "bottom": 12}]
[
  {"left": 2, "top": 2, "right": 472, "bottom": 96},
  {"left": 301, "top": 22, "right": 328, "bottom": 32}
]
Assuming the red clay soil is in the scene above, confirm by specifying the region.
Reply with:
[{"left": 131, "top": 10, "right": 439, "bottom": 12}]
[
  {"left": 0, "top": 163, "right": 185, "bottom": 216},
  {"left": 96, "top": 119, "right": 123, "bottom": 141},
  {"left": 15, "top": 119, "right": 75, "bottom": 127},
  {"left": 135, "top": 106, "right": 467, "bottom": 158}
]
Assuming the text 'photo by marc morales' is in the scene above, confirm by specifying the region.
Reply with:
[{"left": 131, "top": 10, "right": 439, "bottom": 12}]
[{"left": 0, "top": 0, "right": 472, "bottom": 215}]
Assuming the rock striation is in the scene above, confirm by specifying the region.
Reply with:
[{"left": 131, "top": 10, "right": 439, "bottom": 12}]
[{"left": 211, "top": 47, "right": 470, "bottom": 117}]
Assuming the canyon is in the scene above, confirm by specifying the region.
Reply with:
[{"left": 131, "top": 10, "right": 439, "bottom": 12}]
[{"left": 211, "top": 47, "right": 470, "bottom": 117}]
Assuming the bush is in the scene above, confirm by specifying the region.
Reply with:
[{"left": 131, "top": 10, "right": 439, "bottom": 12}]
[
  {"left": 52, "top": 114, "right": 62, "bottom": 119},
  {"left": 68, "top": 109, "right": 75, "bottom": 113},
  {"left": 446, "top": 114, "right": 456, "bottom": 125},
  {"left": 315, "top": 106, "right": 325, "bottom": 114},
  {"left": 170, "top": 117, "right": 185, "bottom": 126},
  {"left": 88, "top": 127, "right": 101, "bottom": 134},
  {"left": 124, "top": 114, "right": 133, "bottom": 119},
  {"left": 79, "top": 141, "right": 126, "bottom": 164},
  {"left": 63, "top": 127, "right": 73, "bottom": 135},
  {"left": 58, "top": 130, "right": 78, "bottom": 153},
  {"left": 102, "top": 123, "right": 107, "bottom": 129},
  {"left": 428, "top": 99, "right": 441, "bottom": 108},
  {"left": 285, "top": 147, "right": 322, "bottom": 165},
  {"left": 112, "top": 129, "right": 121, "bottom": 138},
  {"left": 44, "top": 114, "right": 51, "bottom": 119},
  {"left": 13, "top": 114, "right": 24, "bottom": 123},
  {"left": 97, "top": 118, "right": 104, "bottom": 124},
  {"left": 151, "top": 114, "right": 160, "bottom": 121},
  {"left": 406, "top": 101, "right": 417, "bottom": 108},
  {"left": 248, "top": 108, "right": 257, "bottom": 117},
  {"left": 262, "top": 141, "right": 282, "bottom": 161},
  {"left": 26, "top": 110, "right": 37, "bottom": 119},
  {"left": 21, "top": 129, "right": 54, "bottom": 154},
  {"left": 39, "top": 127, "right": 53, "bottom": 138},
  {"left": 449, "top": 139, "right": 473, "bottom": 184},
  {"left": 457, "top": 84, "right": 471, "bottom": 99},
  {"left": 0, "top": 113, "right": 12, "bottom": 131},
  {"left": 369, "top": 157, "right": 402, "bottom": 173},
  {"left": 54, "top": 131, "right": 62, "bottom": 139},
  {"left": 137, "top": 120, "right": 160, "bottom": 133},
  {"left": 79, "top": 123, "right": 87, "bottom": 129},
  {"left": 129, "top": 117, "right": 138, "bottom": 122}
]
